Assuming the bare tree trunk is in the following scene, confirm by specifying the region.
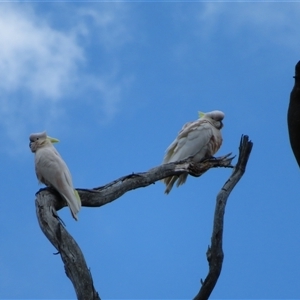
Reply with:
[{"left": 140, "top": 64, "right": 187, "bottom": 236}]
[
  {"left": 35, "top": 136, "right": 251, "bottom": 299},
  {"left": 193, "top": 135, "right": 253, "bottom": 300}
]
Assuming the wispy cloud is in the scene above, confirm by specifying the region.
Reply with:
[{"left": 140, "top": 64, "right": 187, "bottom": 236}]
[
  {"left": 77, "top": 4, "right": 133, "bottom": 50},
  {"left": 0, "top": 3, "right": 133, "bottom": 154},
  {"left": 168, "top": 2, "right": 300, "bottom": 77},
  {"left": 194, "top": 2, "right": 300, "bottom": 49},
  {"left": 0, "top": 5, "right": 83, "bottom": 99}
]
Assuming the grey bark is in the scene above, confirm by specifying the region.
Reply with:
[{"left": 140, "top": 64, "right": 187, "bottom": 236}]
[
  {"left": 193, "top": 135, "right": 253, "bottom": 300},
  {"left": 35, "top": 136, "right": 251, "bottom": 300},
  {"left": 36, "top": 192, "right": 101, "bottom": 300}
]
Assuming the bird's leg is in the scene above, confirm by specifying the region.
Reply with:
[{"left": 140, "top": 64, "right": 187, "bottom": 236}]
[
  {"left": 35, "top": 186, "right": 49, "bottom": 195},
  {"left": 36, "top": 186, "right": 57, "bottom": 195},
  {"left": 201, "top": 156, "right": 217, "bottom": 162}
]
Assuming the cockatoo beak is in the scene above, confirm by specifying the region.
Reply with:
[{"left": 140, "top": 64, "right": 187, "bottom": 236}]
[
  {"left": 47, "top": 136, "right": 59, "bottom": 143},
  {"left": 198, "top": 111, "right": 205, "bottom": 118}
]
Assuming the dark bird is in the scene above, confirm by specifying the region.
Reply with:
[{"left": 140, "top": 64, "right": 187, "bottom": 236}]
[{"left": 288, "top": 61, "right": 300, "bottom": 167}]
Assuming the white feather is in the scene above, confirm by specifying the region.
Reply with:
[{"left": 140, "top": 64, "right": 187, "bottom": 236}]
[
  {"left": 163, "top": 111, "right": 224, "bottom": 194},
  {"left": 30, "top": 132, "right": 81, "bottom": 220}
]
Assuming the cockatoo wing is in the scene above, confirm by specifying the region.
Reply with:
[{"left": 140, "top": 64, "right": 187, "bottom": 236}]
[
  {"left": 163, "top": 118, "right": 223, "bottom": 194},
  {"left": 164, "top": 120, "right": 214, "bottom": 163},
  {"left": 163, "top": 121, "right": 193, "bottom": 163},
  {"left": 35, "top": 146, "right": 81, "bottom": 220}
]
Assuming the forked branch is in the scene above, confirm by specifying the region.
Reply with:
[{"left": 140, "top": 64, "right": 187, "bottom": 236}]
[{"left": 35, "top": 137, "right": 249, "bottom": 299}]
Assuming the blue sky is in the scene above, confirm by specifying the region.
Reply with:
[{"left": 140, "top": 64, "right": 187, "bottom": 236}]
[{"left": 1, "top": 1, "right": 300, "bottom": 299}]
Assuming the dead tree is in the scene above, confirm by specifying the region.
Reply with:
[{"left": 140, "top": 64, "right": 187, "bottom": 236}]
[{"left": 35, "top": 135, "right": 253, "bottom": 300}]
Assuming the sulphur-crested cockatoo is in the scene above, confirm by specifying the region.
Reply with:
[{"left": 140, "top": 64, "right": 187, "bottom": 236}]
[
  {"left": 163, "top": 110, "right": 224, "bottom": 194},
  {"left": 29, "top": 132, "right": 81, "bottom": 220}
]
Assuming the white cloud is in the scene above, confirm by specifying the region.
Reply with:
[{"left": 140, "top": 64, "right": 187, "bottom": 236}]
[
  {"left": 0, "top": 5, "right": 84, "bottom": 99},
  {"left": 0, "top": 3, "right": 133, "bottom": 155}
]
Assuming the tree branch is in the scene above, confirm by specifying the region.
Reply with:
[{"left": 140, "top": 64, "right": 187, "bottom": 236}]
[
  {"left": 193, "top": 135, "right": 253, "bottom": 300},
  {"left": 35, "top": 192, "right": 101, "bottom": 300},
  {"left": 78, "top": 153, "right": 234, "bottom": 207},
  {"left": 35, "top": 153, "right": 234, "bottom": 299}
]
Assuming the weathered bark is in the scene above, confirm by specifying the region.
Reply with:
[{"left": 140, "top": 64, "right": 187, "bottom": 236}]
[
  {"left": 34, "top": 139, "right": 249, "bottom": 299},
  {"left": 76, "top": 153, "right": 234, "bottom": 207},
  {"left": 36, "top": 193, "right": 101, "bottom": 300},
  {"left": 288, "top": 61, "right": 300, "bottom": 167},
  {"left": 193, "top": 135, "right": 253, "bottom": 300}
]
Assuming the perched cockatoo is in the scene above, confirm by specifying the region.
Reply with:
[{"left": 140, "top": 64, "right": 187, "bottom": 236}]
[
  {"left": 29, "top": 132, "right": 81, "bottom": 220},
  {"left": 162, "top": 110, "right": 224, "bottom": 194}
]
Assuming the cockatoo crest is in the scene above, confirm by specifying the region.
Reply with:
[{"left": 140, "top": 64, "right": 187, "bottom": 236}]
[{"left": 198, "top": 111, "right": 205, "bottom": 118}]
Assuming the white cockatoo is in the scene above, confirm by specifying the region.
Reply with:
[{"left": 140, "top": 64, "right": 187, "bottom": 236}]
[
  {"left": 29, "top": 132, "right": 81, "bottom": 220},
  {"left": 163, "top": 110, "right": 224, "bottom": 194}
]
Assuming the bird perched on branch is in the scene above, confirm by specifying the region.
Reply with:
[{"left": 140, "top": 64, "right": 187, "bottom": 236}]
[
  {"left": 288, "top": 61, "right": 300, "bottom": 168},
  {"left": 162, "top": 110, "right": 224, "bottom": 194},
  {"left": 29, "top": 132, "right": 81, "bottom": 220}
]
